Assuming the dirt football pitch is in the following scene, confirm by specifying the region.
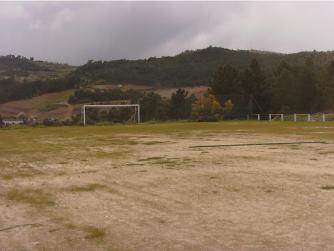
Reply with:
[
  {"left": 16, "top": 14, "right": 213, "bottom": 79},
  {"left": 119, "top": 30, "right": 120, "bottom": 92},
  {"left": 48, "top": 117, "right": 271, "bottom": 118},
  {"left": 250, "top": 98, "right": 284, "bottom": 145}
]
[{"left": 1, "top": 121, "right": 334, "bottom": 251}]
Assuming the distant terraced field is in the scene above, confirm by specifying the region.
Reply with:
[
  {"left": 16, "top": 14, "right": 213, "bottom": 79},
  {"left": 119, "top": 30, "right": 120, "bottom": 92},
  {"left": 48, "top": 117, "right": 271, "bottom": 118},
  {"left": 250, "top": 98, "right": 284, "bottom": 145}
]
[
  {"left": 0, "top": 85, "right": 208, "bottom": 121},
  {"left": 0, "top": 90, "right": 75, "bottom": 120}
]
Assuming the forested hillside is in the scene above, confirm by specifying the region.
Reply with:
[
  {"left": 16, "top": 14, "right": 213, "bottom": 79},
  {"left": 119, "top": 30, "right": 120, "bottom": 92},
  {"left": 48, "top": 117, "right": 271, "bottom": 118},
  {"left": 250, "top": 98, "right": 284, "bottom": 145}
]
[
  {"left": 0, "top": 55, "right": 75, "bottom": 82},
  {"left": 72, "top": 47, "right": 334, "bottom": 87},
  {"left": 1, "top": 47, "right": 334, "bottom": 108},
  {"left": 210, "top": 58, "right": 334, "bottom": 114}
]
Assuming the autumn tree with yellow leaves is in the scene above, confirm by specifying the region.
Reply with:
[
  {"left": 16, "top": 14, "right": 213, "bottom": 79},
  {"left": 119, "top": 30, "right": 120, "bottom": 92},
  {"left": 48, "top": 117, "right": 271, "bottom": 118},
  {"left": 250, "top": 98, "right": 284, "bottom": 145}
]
[{"left": 192, "top": 94, "right": 224, "bottom": 121}]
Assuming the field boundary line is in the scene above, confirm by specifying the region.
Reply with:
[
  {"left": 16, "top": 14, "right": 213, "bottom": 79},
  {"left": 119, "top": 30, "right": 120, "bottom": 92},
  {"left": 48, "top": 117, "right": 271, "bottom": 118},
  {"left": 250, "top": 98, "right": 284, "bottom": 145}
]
[
  {"left": 190, "top": 141, "right": 327, "bottom": 148},
  {"left": 0, "top": 223, "right": 43, "bottom": 232}
]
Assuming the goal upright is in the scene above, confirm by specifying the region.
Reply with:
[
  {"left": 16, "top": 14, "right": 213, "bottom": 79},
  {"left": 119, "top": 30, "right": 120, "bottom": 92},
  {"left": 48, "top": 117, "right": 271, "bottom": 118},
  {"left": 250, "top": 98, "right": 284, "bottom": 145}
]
[{"left": 81, "top": 104, "right": 140, "bottom": 126}]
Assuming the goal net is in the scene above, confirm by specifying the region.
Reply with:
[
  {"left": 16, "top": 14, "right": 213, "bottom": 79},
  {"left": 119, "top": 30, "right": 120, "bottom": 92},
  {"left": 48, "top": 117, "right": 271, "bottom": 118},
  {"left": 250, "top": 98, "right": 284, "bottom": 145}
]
[{"left": 81, "top": 104, "right": 140, "bottom": 126}]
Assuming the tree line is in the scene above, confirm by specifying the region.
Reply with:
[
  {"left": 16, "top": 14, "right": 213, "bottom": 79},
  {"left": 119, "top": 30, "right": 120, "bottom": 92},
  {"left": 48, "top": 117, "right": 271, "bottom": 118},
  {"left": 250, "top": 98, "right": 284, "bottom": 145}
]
[
  {"left": 1, "top": 47, "right": 334, "bottom": 115},
  {"left": 210, "top": 58, "right": 334, "bottom": 114},
  {"left": 71, "top": 57, "right": 334, "bottom": 124},
  {"left": 70, "top": 88, "right": 196, "bottom": 123},
  {"left": 0, "top": 75, "right": 80, "bottom": 103},
  {"left": 71, "top": 47, "right": 334, "bottom": 88}
]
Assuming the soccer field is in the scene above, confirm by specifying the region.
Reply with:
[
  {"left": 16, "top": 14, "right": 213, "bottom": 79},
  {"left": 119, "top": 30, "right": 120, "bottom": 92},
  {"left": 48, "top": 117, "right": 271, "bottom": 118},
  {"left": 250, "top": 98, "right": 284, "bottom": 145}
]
[{"left": 1, "top": 121, "right": 334, "bottom": 250}]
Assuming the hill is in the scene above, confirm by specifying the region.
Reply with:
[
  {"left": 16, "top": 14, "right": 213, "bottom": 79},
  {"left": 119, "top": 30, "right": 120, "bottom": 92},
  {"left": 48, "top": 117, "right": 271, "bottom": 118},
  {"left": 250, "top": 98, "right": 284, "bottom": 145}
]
[
  {"left": 0, "top": 55, "right": 76, "bottom": 83},
  {"left": 1, "top": 46, "right": 334, "bottom": 115},
  {"left": 0, "top": 90, "right": 75, "bottom": 121},
  {"left": 71, "top": 47, "right": 334, "bottom": 87},
  {"left": 1, "top": 48, "right": 334, "bottom": 98}
]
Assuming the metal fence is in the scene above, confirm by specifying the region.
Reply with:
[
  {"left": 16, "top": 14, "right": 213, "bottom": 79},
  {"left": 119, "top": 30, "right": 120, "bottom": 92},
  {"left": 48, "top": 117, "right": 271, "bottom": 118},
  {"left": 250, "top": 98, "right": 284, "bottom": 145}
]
[{"left": 247, "top": 113, "right": 334, "bottom": 122}]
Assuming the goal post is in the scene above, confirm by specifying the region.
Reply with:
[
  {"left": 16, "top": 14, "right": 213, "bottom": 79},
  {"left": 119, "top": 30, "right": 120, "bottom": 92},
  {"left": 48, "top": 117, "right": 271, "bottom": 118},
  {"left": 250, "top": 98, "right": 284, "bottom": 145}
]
[{"left": 81, "top": 104, "right": 140, "bottom": 126}]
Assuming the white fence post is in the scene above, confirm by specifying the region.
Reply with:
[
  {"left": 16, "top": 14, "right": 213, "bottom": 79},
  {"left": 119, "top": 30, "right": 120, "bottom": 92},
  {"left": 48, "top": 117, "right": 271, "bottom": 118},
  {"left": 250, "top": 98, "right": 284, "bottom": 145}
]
[
  {"left": 308, "top": 114, "right": 311, "bottom": 122},
  {"left": 294, "top": 114, "right": 297, "bottom": 122},
  {"left": 83, "top": 106, "right": 86, "bottom": 126},
  {"left": 281, "top": 114, "right": 284, "bottom": 121},
  {"left": 257, "top": 114, "right": 260, "bottom": 121},
  {"left": 323, "top": 113, "right": 326, "bottom": 122},
  {"left": 269, "top": 114, "right": 272, "bottom": 121},
  {"left": 137, "top": 104, "right": 141, "bottom": 123}
]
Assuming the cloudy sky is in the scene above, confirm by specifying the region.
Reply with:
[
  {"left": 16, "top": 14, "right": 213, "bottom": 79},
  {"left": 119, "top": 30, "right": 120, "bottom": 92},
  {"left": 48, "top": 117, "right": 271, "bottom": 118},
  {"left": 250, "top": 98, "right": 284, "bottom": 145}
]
[{"left": 1, "top": 1, "right": 334, "bottom": 65}]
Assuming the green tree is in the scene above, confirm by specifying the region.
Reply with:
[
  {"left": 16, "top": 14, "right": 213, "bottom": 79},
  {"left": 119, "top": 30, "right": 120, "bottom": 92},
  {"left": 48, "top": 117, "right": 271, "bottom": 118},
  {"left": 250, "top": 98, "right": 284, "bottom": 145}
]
[
  {"left": 272, "top": 61, "right": 299, "bottom": 112},
  {"left": 320, "top": 61, "right": 334, "bottom": 109},
  {"left": 169, "top": 89, "right": 194, "bottom": 120},
  {"left": 240, "top": 59, "right": 271, "bottom": 113},
  {"left": 298, "top": 58, "right": 319, "bottom": 112},
  {"left": 140, "top": 92, "right": 168, "bottom": 121},
  {"left": 222, "top": 99, "right": 234, "bottom": 118},
  {"left": 210, "top": 65, "right": 241, "bottom": 103}
]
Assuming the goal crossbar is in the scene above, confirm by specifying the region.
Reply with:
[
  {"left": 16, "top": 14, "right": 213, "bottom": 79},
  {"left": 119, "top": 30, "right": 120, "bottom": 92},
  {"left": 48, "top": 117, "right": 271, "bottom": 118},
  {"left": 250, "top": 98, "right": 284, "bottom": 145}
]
[{"left": 82, "top": 104, "right": 140, "bottom": 126}]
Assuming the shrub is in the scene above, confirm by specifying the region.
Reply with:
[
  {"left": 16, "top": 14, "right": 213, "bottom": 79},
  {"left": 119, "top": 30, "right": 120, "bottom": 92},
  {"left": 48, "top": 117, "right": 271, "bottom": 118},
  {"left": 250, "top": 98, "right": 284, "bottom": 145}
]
[{"left": 191, "top": 94, "right": 223, "bottom": 121}]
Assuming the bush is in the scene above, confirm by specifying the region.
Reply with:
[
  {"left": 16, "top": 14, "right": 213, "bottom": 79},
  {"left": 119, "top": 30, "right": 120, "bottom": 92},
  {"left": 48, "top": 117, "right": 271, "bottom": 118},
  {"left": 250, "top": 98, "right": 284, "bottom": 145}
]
[{"left": 192, "top": 94, "right": 223, "bottom": 121}]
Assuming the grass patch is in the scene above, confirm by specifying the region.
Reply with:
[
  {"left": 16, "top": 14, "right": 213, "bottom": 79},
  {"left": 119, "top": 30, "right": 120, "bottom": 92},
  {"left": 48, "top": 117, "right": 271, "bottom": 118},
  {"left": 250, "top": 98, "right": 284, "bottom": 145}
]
[
  {"left": 321, "top": 185, "right": 334, "bottom": 190},
  {"left": 82, "top": 225, "right": 106, "bottom": 239},
  {"left": 65, "top": 183, "right": 106, "bottom": 192},
  {"left": 152, "top": 159, "right": 175, "bottom": 165},
  {"left": 152, "top": 158, "right": 179, "bottom": 167},
  {"left": 138, "top": 156, "right": 165, "bottom": 162},
  {"left": 65, "top": 223, "right": 77, "bottom": 230},
  {"left": 6, "top": 188, "right": 55, "bottom": 207},
  {"left": 126, "top": 162, "right": 144, "bottom": 166},
  {"left": 0, "top": 121, "right": 333, "bottom": 169},
  {"left": 92, "top": 149, "right": 132, "bottom": 160},
  {"left": 58, "top": 161, "right": 69, "bottom": 165},
  {"left": 1, "top": 121, "right": 334, "bottom": 137},
  {"left": 138, "top": 157, "right": 192, "bottom": 169},
  {"left": 96, "top": 137, "right": 138, "bottom": 146},
  {"left": 2, "top": 167, "right": 43, "bottom": 180},
  {"left": 137, "top": 156, "right": 180, "bottom": 166},
  {"left": 141, "top": 141, "right": 168, "bottom": 145},
  {"left": 50, "top": 216, "right": 106, "bottom": 240},
  {"left": 319, "top": 151, "right": 334, "bottom": 155},
  {"left": 54, "top": 170, "right": 67, "bottom": 176}
]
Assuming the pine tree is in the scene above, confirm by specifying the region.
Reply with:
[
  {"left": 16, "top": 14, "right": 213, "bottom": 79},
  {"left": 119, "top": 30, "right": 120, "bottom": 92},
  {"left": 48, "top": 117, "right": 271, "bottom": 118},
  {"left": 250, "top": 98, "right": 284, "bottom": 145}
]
[
  {"left": 298, "top": 58, "right": 319, "bottom": 112},
  {"left": 210, "top": 65, "right": 241, "bottom": 103},
  {"left": 272, "top": 62, "right": 299, "bottom": 112},
  {"left": 240, "top": 59, "right": 271, "bottom": 113},
  {"left": 169, "top": 89, "right": 193, "bottom": 120}
]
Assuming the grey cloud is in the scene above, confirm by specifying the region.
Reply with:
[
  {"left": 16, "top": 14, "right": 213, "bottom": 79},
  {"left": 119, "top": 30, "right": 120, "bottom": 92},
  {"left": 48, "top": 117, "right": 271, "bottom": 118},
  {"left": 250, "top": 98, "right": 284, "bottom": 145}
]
[{"left": 0, "top": 2, "right": 334, "bottom": 65}]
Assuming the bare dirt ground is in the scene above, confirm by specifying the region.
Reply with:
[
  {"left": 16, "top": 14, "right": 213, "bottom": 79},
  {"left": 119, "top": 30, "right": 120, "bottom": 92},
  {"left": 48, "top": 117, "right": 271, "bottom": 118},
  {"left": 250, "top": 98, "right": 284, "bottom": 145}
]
[{"left": 1, "top": 125, "right": 334, "bottom": 250}]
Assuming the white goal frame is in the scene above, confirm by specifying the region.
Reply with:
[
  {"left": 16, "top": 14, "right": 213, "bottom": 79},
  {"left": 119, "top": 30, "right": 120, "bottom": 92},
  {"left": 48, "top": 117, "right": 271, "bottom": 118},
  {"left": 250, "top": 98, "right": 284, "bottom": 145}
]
[{"left": 81, "top": 104, "right": 140, "bottom": 126}]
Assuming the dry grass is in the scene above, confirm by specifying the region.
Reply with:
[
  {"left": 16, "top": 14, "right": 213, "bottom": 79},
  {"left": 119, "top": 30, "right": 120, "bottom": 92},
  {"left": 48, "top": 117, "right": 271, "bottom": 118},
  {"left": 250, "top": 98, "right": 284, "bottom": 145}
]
[
  {"left": 1, "top": 121, "right": 334, "bottom": 250},
  {"left": 82, "top": 226, "right": 106, "bottom": 239},
  {"left": 2, "top": 166, "right": 43, "bottom": 180},
  {"left": 0, "top": 89, "right": 75, "bottom": 120},
  {"left": 321, "top": 185, "right": 334, "bottom": 190},
  {"left": 65, "top": 183, "right": 106, "bottom": 192},
  {"left": 6, "top": 188, "right": 55, "bottom": 207}
]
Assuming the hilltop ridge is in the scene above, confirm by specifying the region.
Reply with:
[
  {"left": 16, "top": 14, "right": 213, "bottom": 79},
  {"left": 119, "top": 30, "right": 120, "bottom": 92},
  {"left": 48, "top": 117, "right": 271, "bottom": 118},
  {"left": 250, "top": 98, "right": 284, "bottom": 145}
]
[{"left": 1, "top": 46, "right": 334, "bottom": 105}]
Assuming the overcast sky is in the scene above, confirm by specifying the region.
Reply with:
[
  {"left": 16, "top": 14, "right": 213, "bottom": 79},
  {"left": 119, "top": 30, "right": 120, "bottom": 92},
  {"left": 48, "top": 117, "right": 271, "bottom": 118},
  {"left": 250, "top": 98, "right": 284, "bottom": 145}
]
[{"left": 1, "top": 1, "right": 334, "bottom": 65}]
